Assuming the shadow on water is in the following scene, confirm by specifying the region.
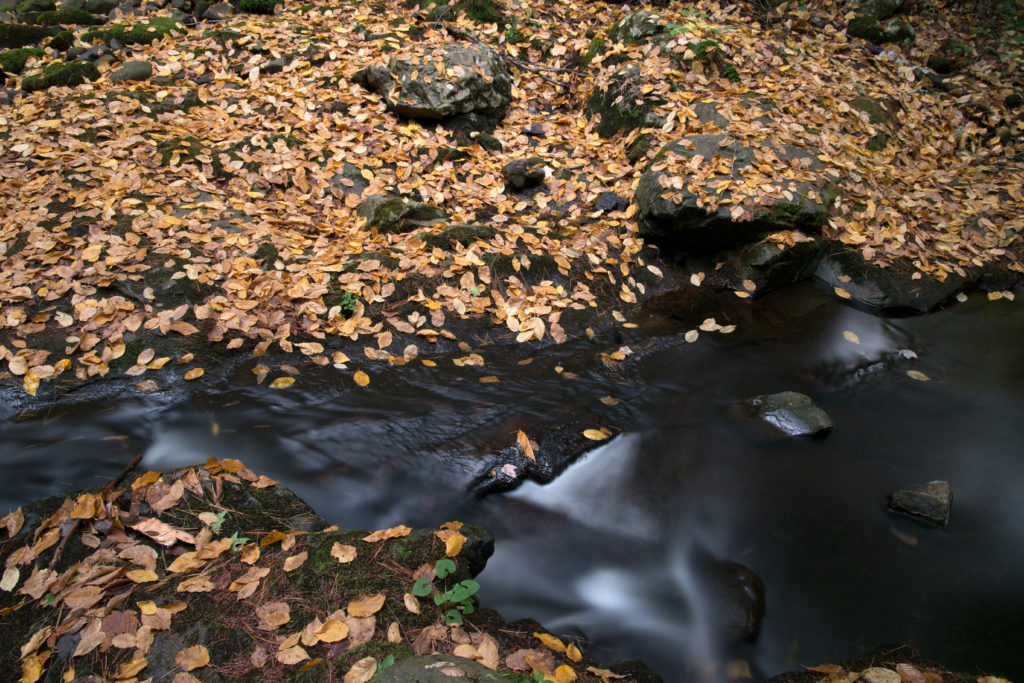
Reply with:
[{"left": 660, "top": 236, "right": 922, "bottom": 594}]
[{"left": 2, "top": 282, "right": 1023, "bottom": 681}]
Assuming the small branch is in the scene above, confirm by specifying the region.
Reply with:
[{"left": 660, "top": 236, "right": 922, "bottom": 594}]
[{"left": 49, "top": 453, "right": 143, "bottom": 569}]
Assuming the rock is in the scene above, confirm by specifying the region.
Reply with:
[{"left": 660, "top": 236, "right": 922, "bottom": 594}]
[
  {"left": 634, "top": 135, "right": 833, "bottom": 255},
  {"left": 109, "top": 58, "right": 151, "bottom": 81},
  {"left": 357, "top": 195, "right": 447, "bottom": 235},
  {"left": 501, "top": 157, "right": 546, "bottom": 191},
  {"left": 0, "top": 45, "right": 43, "bottom": 73},
  {"left": 354, "top": 43, "right": 512, "bottom": 124},
  {"left": 75, "top": 43, "right": 110, "bottom": 61},
  {"left": 421, "top": 223, "right": 497, "bottom": 249},
  {"left": 857, "top": 0, "right": 906, "bottom": 20},
  {"left": 370, "top": 655, "right": 506, "bottom": 682},
  {"left": 607, "top": 9, "right": 666, "bottom": 45},
  {"left": 859, "top": 667, "right": 901, "bottom": 683},
  {"left": 82, "top": 17, "right": 185, "bottom": 46},
  {"left": 734, "top": 391, "right": 833, "bottom": 438},
  {"left": 814, "top": 248, "right": 971, "bottom": 313},
  {"left": 48, "top": 27, "right": 71, "bottom": 49},
  {"left": 35, "top": 7, "right": 100, "bottom": 24},
  {"left": 717, "top": 236, "right": 825, "bottom": 294},
  {"left": 593, "top": 191, "right": 629, "bottom": 212},
  {"left": 1003, "top": 92, "right": 1022, "bottom": 109},
  {"left": 888, "top": 480, "right": 952, "bottom": 526},
  {"left": 584, "top": 64, "right": 664, "bottom": 139},
  {"left": 847, "top": 15, "right": 884, "bottom": 44},
  {"left": 697, "top": 555, "right": 766, "bottom": 642},
  {"left": 201, "top": 0, "right": 231, "bottom": 18},
  {"left": 14, "top": 0, "right": 54, "bottom": 16},
  {"left": 262, "top": 55, "right": 289, "bottom": 73},
  {"left": 883, "top": 18, "right": 914, "bottom": 45},
  {"left": 392, "top": 523, "right": 494, "bottom": 582}
]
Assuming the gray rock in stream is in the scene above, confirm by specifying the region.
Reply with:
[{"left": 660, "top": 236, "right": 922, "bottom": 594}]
[
  {"left": 733, "top": 391, "right": 833, "bottom": 438},
  {"left": 370, "top": 655, "right": 505, "bottom": 682},
  {"left": 888, "top": 480, "right": 951, "bottom": 526}
]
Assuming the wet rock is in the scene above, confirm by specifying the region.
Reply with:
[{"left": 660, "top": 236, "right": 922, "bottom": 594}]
[
  {"left": 814, "top": 248, "right": 971, "bottom": 313},
  {"left": 357, "top": 195, "right": 447, "bottom": 235},
  {"left": 109, "top": 58, "right": 151, "bottom": 81},
  {"left": 371, "top": 655, "right": 505, "bottom": 682},
  {"left": 593, "top": 191, "right": 629, "bottom": 212},
  {"left": 607, "top": 9, "right": 666, "bottom": 45},
  {"left": 501, "top": 157, "right": 545, "bottom": 191},
  {"left": 716, "top": 236, "right": 825, "bottom": 295},
  {"left": 888, "top": 480, "right": 952, "bottom": 526},
  {"left": 354, "top": 43, "right": 512, "bottom": 124},
  {"left": 857, "top": 0, "right": 906, "bottom": 20},
  {"left": 584, "top": 64, "right": 664, "bottom": 139},
  {"left": 634, "top": 135, "right": 832, "bottom": 255},
  {"left": 734, "top": 391, "right": 833, "bottom": 438}
]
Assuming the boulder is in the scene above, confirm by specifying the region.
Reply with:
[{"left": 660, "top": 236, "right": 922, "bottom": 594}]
[
  {"left": 354, "top": 43, "right": 512, "bottom": 124},
  {"left": 584, "top": 64, "right": 665, "bottom": 139},
  {"left": 593, "top": 191, "right": 629, "bottom": 212},
  {"left": 814, "top": 248, "right": 971, "bottom": 313},
  {"left": 109, "top": 58, "right": 152, "bottom": 81},
  {"left": 634, "top": 135, "right": 833, "bottom": 255},
  {"left": 733, "top": 391, "right": 833, "bottom": 438},
  {"left": 883, "top": 18, "right": 914, "bottom": 45},
  {"left": 0, "top": 21, "right": 50, "bottom": 48},
  {"left": 715, "top": 235, "right": 825, "bottom": 294},
  {"left": 421, "top": 223, "right": 497, "bottom": 250},
  {"left": 697, "top": 555, "right": 766, "bottom": 643},
  {"left": 357, "top": 195, "right": 447, "bottom": 235},
  {"left": 371, "top": 655, "right": 506, "bottom": 682},
  {"left": 201, "top": 0, "right": 232, "bottom": 19},
  {"left": 888, "top": 480, "right": 952, "bottom": 526},
  {"left": 856, "top": 0, "right": 906, "bottom": 20},
  {"left": 501, "top": 157, "right": 545, "bottom": 191},
  {"left": 847, "top": 15, "right": 884, "bottom": 44},
  {"left": 607, "top": 8, "right": 666, "bottom": 45},
  {"left": 21, "top": 59, "right": 98, "bottom": 90}
]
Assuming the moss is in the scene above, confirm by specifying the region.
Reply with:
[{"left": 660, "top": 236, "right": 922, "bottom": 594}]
[
  {"left": 755, "top": 199, "right": 828, "bottom": 231},
  {"left": 865, "top": 132, "right": 889, "bottom": 151},
  {"left": 34, "top": 7, "right": 99, "bottom": 25},
  {"left": 406, "top": 0, "right": 504, "bottom": 25},
  {"left": 850, "top": 96, "right": 891, "bottom": 124},
  {"left": 48, "top": 28, "right": 73, "bottom": 51},
  {"left": 22, "top": 60, "right": 99, "bottom": 91},
  {"left": 82, "top": 16, "right": 185, "bottom": 46},
  {"left": 254, "top": 241, "right": 279, "bottom": 264},
  {"left": 239, "top": 0, "right": 281, "bottom": 13},
  {"left": 203, "top": 28, "right": 243, "bottom": 44},
  {"left": 626, "top": 131, "right": 653, "bottom": 163},
  {"left": 0, "top": 21, "right": 49, "bottom": 49},
  {"left": 421, "top": 224, "right": 497, "bottom": 250},
  {"left": 0, "top": 46, "right": 43, "bottom": 73}
]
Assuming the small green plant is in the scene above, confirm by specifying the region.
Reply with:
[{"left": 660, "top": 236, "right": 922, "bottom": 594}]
[
  {"left": 339, "top": 291, "right": 358, "bottom": 316},
  {"left": 411, "top": 558, "right": 480, "bottom": 626}
]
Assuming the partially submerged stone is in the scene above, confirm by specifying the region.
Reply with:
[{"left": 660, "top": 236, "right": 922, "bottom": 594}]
[
  {"left": 888, "top": 480, "right": 952, "bottom": 526},
  {"left": 358, "top": 195, "right": 447, "bottom": 235},
  {"left": 734, "top": 391, "right": 833, "bottom": 438},
  {"left": 109, "top": 59, "right": 152, "bottom": 82}
]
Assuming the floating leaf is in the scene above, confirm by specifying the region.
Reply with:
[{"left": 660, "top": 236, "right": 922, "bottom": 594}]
[
  {"left": 353, "top": 370, "right": 370, "bottom": 386},
  {"left": 907, "top": 370, "right": 930, "bottom": 381},
  {"left": 582, "top": 428, "right": 611, "bottom": 441},
  {"left": 184, "top": 367, "right": 204, "bottom": 381},
  {"left": 843, "top": 330, "right": 860, "bottom": 344},
  {"left": 834, "top": 287, "right": 852, "bottom": 300},
  {"left": 269, "top": 376, "right": 295, "bottom": 389}
]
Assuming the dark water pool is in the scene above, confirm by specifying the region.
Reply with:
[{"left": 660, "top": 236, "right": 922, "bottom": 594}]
[{"left": 2, "top": 282, "right": 1022, "bottom": 681}]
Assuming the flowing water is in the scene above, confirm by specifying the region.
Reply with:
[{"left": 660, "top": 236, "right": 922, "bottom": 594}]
[{"left": 3, "top": 282, "right": 1023, "bottom": 681}]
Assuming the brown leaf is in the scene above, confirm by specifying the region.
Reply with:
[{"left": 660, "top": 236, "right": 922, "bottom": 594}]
[
  {"left": 361, "top": 525, "right": 411, "bottom": 542},
  {"left": 344, "top": 656, "right": 377, "bottom": 683},
  {"left": 347, "top": 594, "right": 385, "bottom": 618},
  {"left": 176, "top": 645, "right": 210, "bottom": 671},
  {"left": 284, "top": 551, "right": 308, "bottom": 572},
  {"left": 331, "top": 542, "right": 357, "bottom": 563}
]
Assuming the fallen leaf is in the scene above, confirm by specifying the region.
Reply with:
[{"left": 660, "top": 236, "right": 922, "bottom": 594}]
[
  {"left": 176, "top": 645, "right": 210, "bottom": 671},
  {"left": 843, "top": 330, "right": 860, "bottom": 344},
  {"left": 907, "top": 370, "right": 930, "bottom": 381},
  {"left": 347, "top": 594, "right": 385, "bottom": 618},
  {"left": 269, "top": 376, "right": 295, "bottom": 389},
  {"left": 582, "top": 428, "right": 611, "bottom": 441},
  {"left": 534, "top": 632, "right": 566, "bottom": 653},
  {"left": 284, "top": 551, "right": 308, "bottom": 572},
  {"left": 314, "top": 619, "right": 349, "bottom": 643},
  {"left": 353, "top": 370, "right": 370, "bottom": 386},
  {"left": 331, "top": 543, "right": 357, "bottom": 563},
  {"left": 126, "top": 569, "right": 159, "bottom": 583},
  {"left": 362, "top": 525, "right": 411, "bottom": 542},
  {"left": 344, "top": 656, "right": 377, "bottom": 683},
  {"left": 516, "top": 429, "right": 536, "bottom": 461},
  {"left": 277, "top": 645, "right": 310, "bottom": 665},
  {"left": 184, "top": 367, "right": 204, "bottom": 380}
]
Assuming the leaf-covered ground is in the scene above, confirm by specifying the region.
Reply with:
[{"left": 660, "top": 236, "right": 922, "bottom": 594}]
[{"left": 1, "top": 0, "right": 1021, "bottom": 398}]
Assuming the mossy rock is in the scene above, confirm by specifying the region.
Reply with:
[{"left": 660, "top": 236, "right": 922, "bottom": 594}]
[
  {"left": 358, "top": 195, "right": 448, "bottom": 235},
  {"left": 849, "top": 96, "right": 894, "bottom": 125},
  {"left": 202, "top": 27, "right": 243, "bottom": 44},
  {"left": 82, "top": 16, "right": 185, "bottom": 46},
  {"left": 847, "top": 14, "right": 884, "bottom": 44},
  {"left": 22, "top": 59, "right": 98, "bottom": 90},
  {"left": 626, "top": 131, "right": 654, "bottom": 163},
  {"left": 406, "top": 0, "right": 504, "bottom": 25},
  {"left": 47, "top": 28, "right": 72, "bottom": 50},
  {"left": 34, "top": 7, "right": 100, "bottom": 25},
  {"left": 0, "top": 45, "right": 43, "bottom": 73},
  {"left": 883, "top": 18, "right": 914, "bottom": 45},
  {"left": 607, "top": 9, "right": 666, "bottom": 45},
  {"left": 584, "top": 65, "right": 665, "bottom": 139},
  {"left": 420, "top": 223, "right": 497, "bottom": 250},
  {"left": 13, "top": 0, "right": 53, "bottom": 15},
  {"left": 0, "top": 21, "right": 49, "bottom": 48},
  {"left": 238, "top": 0, "right": 280, "bottom": 14},
  {"left": 865, "top": 132, "right": 889, "bottom": 151}
]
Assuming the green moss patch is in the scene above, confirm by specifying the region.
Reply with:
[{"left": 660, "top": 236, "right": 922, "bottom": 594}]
[
  {"left": 0, "top": 46, "right": 43, "bottom": 73},
  {"left": 0, "top": 21, "right": 49, "bottom": 49},
  {"left": 82, "top": 16, "right": 185, "bottom": 46},
  {"left": 22, "top": 60, "right": 99, "bottom": 91}
]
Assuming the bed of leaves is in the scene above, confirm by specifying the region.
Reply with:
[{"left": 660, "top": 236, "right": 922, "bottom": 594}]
[
  {"left": 0, "top": 457, "right": 632, "bottom": 682},
  {"left": 0, "top": 0, "right": 1021, "bottom": 398}
]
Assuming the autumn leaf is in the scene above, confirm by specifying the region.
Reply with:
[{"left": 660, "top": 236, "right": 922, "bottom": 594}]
[
  {"left": 176, "top": 645, "right": 210, "bottom": 671},
  {"left": 257, "top": 601, "right": 291, "bottom": 630},
  {"left": 353, "top": 370, "right": 370, "bottom": 386},
  {"left": 277, "top": 645, "right": 310, "bottom": 665},
  {"left": 314, "top": 619, "right": 349, "bottom": 643},
  {"left": 184, "top": 367, "right": 204, "bottom": 381},
  {"left": 331, "top": 542, "right": 357, "bottom": 563},
  {"left": 843, "top": 330, "right": 860, "bottom": 344},
  {"left": 907, "top": 370, "right": 930, "bottom": 381},
  {"left": 345, "top": 657, "right": 378, "bottom": 683},
  {"left": 269, "top": 376, "right": 295, "bottom": 389},
  {"left": 347, "top": 594, "right": 386, "bottom": 618},
  {"left": 534, "top": 632, "right": 566, "bottom": 653},
  {"left": 361, "top": 525, "right": 411, "bottom": 542},
  {"left": 516, "top": 429, "right": 536, "bottom": 461},
  {"left": 284, "top": 551, "right": 308, "bottom": 572},
  {"left": 126, "top": 569, "right": 159, "bottom": 583},
  {"left": 582, "top": 428, "right": 612, "bottom": 441}
]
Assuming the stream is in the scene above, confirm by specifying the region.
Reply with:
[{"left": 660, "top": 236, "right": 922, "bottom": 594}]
[{"left": 2, "top": 282, "right": 1022, "bottom": 682}]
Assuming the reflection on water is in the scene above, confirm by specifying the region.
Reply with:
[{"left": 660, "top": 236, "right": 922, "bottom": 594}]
[{"left": 2, "top": 283, "right": 1023, "bottom": 681}]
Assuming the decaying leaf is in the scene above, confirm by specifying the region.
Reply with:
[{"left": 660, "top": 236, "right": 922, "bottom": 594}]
[
  {"left": 361, "top": 525, "right": 411, "bottom": 542},
  {"left": 344, "top": 656, "right": 377, "bottom": 683},
  {"left": 347, "top": 594, "right": 386, "bottom": 618},
  {"left": 175, "top": 645, "right": 210, "bottom": 671},
  {"left": 331, "top": 543, "right": 357, "bottom": 563},
  {"left": 284, "top": 551, "right": 308, "bottom": 572}
]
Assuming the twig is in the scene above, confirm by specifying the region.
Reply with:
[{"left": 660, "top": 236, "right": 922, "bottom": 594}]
[{"left": 49, "top": 453, "right": 143, "bottom": 569}]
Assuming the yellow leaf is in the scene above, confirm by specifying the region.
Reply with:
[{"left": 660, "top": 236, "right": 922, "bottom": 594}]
[
  {"left": 82, "top": 244, "right": 103, "bottom": 262},
  {"left": 115, "top": 657, "right": 148, "bottom": 678},
  {"left": 516, "top": 429, "right": 536, "bottom": 461},
  {"left": 126, "top": 569, "right": 158, "bottom": 583},
  {"left": 582, "top": 428, "right": 610, "bottom": 441},
  {"left": 168, "top": 321, "right": 200, "bottom": 336},
  {"left": 566, "top": 643, "right": 582, "bottom": 663},
  {"left": 435, "top": 529, "right": 465, "bottom": 557},
  {"left": 599, "top": 396, "right": 619, "bottom": 405},
  {"left": 403, "top": 592, "right": 421, "bottom": 614},
  {"left": 20, "top": 650, "right": 49, "bottom": 683},
  {"left": 138, "top": 601, "right": 157, "bottom": 615},
  {"left": 269, "top": 376, "right": 295, "bottom": 389},
  {"left": 534, "top": 632, "right": 566, "bottom": 653},
  {"left": 260, "top": 530, "right": 287, "bottom": 547},
  {"left": 554, "top": 664, "right": 578, "bottom": 683},
  {"left": 240, "top": 544, "right": 260, "bottom": 564},
  {"left": 177, "top": 576, "right": 215, "bottom": 593},
  {"left": 284, "top": 551, "right": 308, "bottom": 572},
  {"left": 344, "top": 656, "right": 377, "bottom": 683},
  {"left": 843, "top": 330, "right": 860, "bottom": 344},
  {"left": 353, "top": 370, "right": 370, "bottom": 386},
  {"left": 834, "top": 287, "right": 852, "bottom": 300},
  {"left": 257, "top": 601, "right": 291, "bottom": 630},
  {"left": 314, "top": 619, "right": 349, "bottom": 643},
  {"left": 907, "top": 370, "right": 930, "bottom": 381},
  {"left": 175, "top": 645, "right": 210, "bottom": 671},
  {"left": 276, "top": 645, "right": 309, "bottom": 665},
  {"left": 347, "top": 594, "right": 385, "bottom": 618},
  {"left": 361, "top": 525, "right": 411, "bottom": 542},
  {"left": 23, "top": 372, "right": 39, "bottom": 396},
  {"left": 331, "top": 543, "right": 357, "bottom": 563},
  {"left": 184, "top": 368, "right": 204, "bottom": 381}
]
